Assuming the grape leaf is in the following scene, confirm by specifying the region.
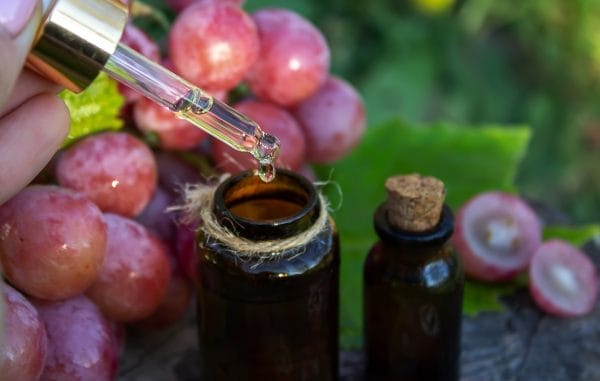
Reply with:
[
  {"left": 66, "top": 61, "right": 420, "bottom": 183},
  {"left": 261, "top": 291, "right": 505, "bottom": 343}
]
[
  {"left": 59, "top": 72, "right": 124, "bottom": 147},
  {"left": 315, "top": 119, "right": 531, "bottom": 349},
  {"left": 543, "top": 225, "right": 600, "bottom": 247},
  {"left": 462, "top": 280, "right": 523, "bottom": 316}
]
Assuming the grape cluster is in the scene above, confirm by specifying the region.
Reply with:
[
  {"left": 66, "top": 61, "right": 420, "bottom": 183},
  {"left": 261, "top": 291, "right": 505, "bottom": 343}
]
[{"left": 0, "top": 1, "right": 366, "bottom": 379}]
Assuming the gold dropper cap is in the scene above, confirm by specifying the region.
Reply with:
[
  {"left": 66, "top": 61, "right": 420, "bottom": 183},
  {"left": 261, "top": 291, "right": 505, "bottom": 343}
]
[{"left": 27, "top": 0, "right": 128, "bottom": 92}]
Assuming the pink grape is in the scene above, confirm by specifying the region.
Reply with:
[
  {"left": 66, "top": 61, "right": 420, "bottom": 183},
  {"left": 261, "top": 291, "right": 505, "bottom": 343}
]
[
  {"left": 167, "top": 0, "right": 245, "bottom": 13},
  {"left": 135, "top": 262, "right": 193, "bottom": 330},
  {"left": 246, "top": 8, "right": 330, "bottom": 106},
  {"left": 529, "top": 240, "right": 598, "bottom": 317},
  {"left": 155, "top": 151, "right": 202, "bottom": 195},
  {"left": 86, "top": 213, "right": 171, "bottom": 322},
  {"left": 212, "top": 99, "right": 306, "bottom": 173},
  {"left": 175, "top": 221, "right": 198, "bottom": 282},
  {"left": 35, "top": 295, "right": 117, "bottom": 381},
  {"left": 293, "top": 76, "right": 366, "bottom": 163},
  {"left": 119, "top": 23, "right": 160, "bottom": 105},
  {"left": 169, "top": 0, "right": 259, "bottom": 90},
  {"left": 107, "top": 320, "right": 126, "bottom": 360},
  {"left": 121, "top": 23, "right": 160, "bottom": 62},
  {"left": 0, "top": 283, "right": 47, "bottom": 381},
  {"left": 165, "top": 57, "right": 227, "bottom": 102},
  {"left": 56, "top": 132, "right": 157, "bottom": 217},
  {"left": 298, "top": 164, "right": 317, "bottom": 182},
  {"left": 136, "top": 186, "right": 177, "bottom": 246},
  {"left": 166, "top": 0, "right": 195, "bottom": 12},
  {"left": 452, "top": 192, "right": 542, "bottom": 282},
  {"left": 0, "top": 185, "right": 107, "bottom": 300},
  {"left": 134, "top": 97, "right": 209, "bottom": 150}
]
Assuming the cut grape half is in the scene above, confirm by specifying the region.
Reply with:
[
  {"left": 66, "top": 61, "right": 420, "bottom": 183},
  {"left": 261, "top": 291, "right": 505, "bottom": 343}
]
[
  {"left": 452, "top": 191, "right": 542, "bottom": 281},
  {"left": 529, "top": 240, "right": 598, "bottom": 317}
]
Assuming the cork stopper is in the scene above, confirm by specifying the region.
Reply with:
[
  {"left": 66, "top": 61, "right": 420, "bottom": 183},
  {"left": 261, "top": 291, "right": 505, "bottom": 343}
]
[{"left": 385, "top": 174, "right": 446, "bottom": 232}]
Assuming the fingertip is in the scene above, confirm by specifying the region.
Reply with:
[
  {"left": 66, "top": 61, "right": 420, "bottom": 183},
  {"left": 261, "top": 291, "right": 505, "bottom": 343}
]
[
  {"left": 40, "top": 93, "right": 70, "bottom": 145},
  {"left": 0, "top": 92, "right": 71, "bottom": 203}
]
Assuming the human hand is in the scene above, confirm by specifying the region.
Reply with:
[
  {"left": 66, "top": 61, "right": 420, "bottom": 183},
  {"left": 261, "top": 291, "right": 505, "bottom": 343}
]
[{"left": 0, "top": 1, "right": 70, "bottom": 205}]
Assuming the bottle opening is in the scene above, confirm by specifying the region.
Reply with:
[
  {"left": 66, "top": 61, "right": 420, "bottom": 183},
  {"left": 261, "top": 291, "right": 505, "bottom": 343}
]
[{"left": 213, "top": 169, "right": 319, "bottom": 240}]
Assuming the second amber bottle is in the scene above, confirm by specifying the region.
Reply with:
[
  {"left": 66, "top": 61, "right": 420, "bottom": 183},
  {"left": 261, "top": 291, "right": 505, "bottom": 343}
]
[{"left": 364, "top": 174, "right": 464, "bottom": 381}]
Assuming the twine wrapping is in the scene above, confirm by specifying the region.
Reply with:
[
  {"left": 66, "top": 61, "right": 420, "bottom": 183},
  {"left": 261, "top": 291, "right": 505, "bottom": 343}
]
[{"left": 175, "top": 177, "right": 330, "bottom": 259}]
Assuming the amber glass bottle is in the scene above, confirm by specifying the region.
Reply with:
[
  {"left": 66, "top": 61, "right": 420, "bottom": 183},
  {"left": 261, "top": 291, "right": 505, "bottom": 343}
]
[
  {"left": 196, "top": 170, "right": 339, "bottom": 380},
  {"left": 364, "top": 175, "right": 464, "bottom": 381}
]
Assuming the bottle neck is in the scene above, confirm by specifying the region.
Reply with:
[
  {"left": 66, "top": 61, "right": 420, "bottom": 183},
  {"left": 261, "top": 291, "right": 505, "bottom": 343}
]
[
  {"left": 373, "top": 203, "right": 454, "bottom": 247},
  {"left": 213, "top": 170, "right": 320, "bottom": 241}
]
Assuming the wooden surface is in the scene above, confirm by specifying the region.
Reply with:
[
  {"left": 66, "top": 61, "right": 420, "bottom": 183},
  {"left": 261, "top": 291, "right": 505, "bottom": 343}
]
[{"left": 117, "top": 240, "right": 600, "bottom": 381}]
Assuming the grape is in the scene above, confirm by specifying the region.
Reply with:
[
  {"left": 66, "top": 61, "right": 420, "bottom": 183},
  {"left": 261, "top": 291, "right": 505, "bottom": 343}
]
[
  {"left": 293, "top": 76, "right": 366, "bottom": 163},
  {"left": 175, "top": 221, "right": 198, "bottom": 282},
  {"left": 452, "top": 192, "right": 542, "bottom": 282},
  {"left": 107, "top": 320, "right": 126, "bottom": 360},
  {"left": 86, "top": 213, "right": 171, "bottom": 322},
  {"left": 135, "top": 262, "right": 193, "bottom": 330},
  {"left": 155, "top": 151, "right": 202, "bottom": 195},
  {"left": 134, "top": 97, "right": 209, "bottom": 150},
  {"left": 119, "top": 23, "right": 161, "bottom": 105},
  {"left": 0, "top": 185, "right": 107, "bottom": 300},
  {"left": 56, "top": 132, "right": 157, "bottom": 217},
  {"left": 298, "top": 164, "right": 317, "bottom": 182},
  {"left": 167, "top": 0, "right": 245, "bottom": 13},
  {"left": 35, "top": 295, "right": 117, "bottom": 381},
  {"left": 0, "top": 283, "right": 47, "bottom": 381},
  {"left": 136, "top": 186, "right": 177, "bottom": 246},
  {"left": 166, "top": 0, "right": 194, "bottom": 13},
  {"left": 211, "top": 99, "right": 306, "bottom": 173},
  {"left": 246, "top": 8, "right": 330, "bottom": 106},
  {"left": 169, "top": 0, "right": 259, "bottom": 90},
  {"left": 529, "top": 240, "right": 598, "bottom": 317}
]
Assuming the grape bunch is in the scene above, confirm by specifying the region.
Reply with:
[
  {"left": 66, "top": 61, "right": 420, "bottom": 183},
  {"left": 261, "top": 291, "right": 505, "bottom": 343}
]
[{"left": 0, "top": 1, "right": 365, "bottom": 379}]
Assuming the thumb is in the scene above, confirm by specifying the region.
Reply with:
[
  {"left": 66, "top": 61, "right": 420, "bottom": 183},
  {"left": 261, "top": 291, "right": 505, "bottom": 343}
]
[{"left": 0, "top": 0, "right": 43, "bottom": 108}]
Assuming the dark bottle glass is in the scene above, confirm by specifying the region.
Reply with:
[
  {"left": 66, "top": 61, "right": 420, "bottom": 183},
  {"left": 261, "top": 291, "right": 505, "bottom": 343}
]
[
  {"left": 364, "top": 204, "right": 464, "bottom": 381},
  {"left": 196, "top": 169, "right": 339, "bottom": 380}
]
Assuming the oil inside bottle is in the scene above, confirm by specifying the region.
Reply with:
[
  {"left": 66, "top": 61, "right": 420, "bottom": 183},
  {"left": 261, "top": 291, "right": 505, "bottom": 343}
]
[
  {"left": 229, "top": 197, "right": 303, "bottom": 221},
  {"left": 173, "top": 88, "right": 280, "bottom": 183}
]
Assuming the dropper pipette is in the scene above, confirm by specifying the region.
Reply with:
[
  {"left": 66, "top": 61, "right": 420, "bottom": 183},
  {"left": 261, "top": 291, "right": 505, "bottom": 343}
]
[
  {"left": 104, "top": 43, "right": 280, "bottom": 182},
  {"left": 27, "top": 0, "right": 280, "bottom": 182}
]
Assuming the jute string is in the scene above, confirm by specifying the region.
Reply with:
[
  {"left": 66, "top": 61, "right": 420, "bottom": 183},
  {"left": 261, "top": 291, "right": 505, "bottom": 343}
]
[{"left": 175, "top": 177, "right": 330, "bottom": 259}]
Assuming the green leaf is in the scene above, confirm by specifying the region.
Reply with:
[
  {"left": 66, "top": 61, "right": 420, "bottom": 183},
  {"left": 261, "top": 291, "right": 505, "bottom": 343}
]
[
  {"left": 543, "top": 225, "right": 600, "bottom": 247},
  {"left": 315, "top": 119, "right": 531, "bottom": 349},
  {"left": 462, "top": 280, "right": 521, "bottom": 316},
  {"left": 59, "top": 72, "right": 124, "bottom": 146}
]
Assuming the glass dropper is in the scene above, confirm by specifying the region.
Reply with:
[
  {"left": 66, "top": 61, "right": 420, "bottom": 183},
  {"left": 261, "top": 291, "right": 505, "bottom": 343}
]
[{"left": 104, "top": 44, "right": 280, "bottom": 182}]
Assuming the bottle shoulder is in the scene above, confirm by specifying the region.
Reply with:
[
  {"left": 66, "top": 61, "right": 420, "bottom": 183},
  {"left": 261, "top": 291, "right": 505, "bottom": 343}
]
[{"left": 364, "top": 240, "right": 463, "bottom": 290}]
